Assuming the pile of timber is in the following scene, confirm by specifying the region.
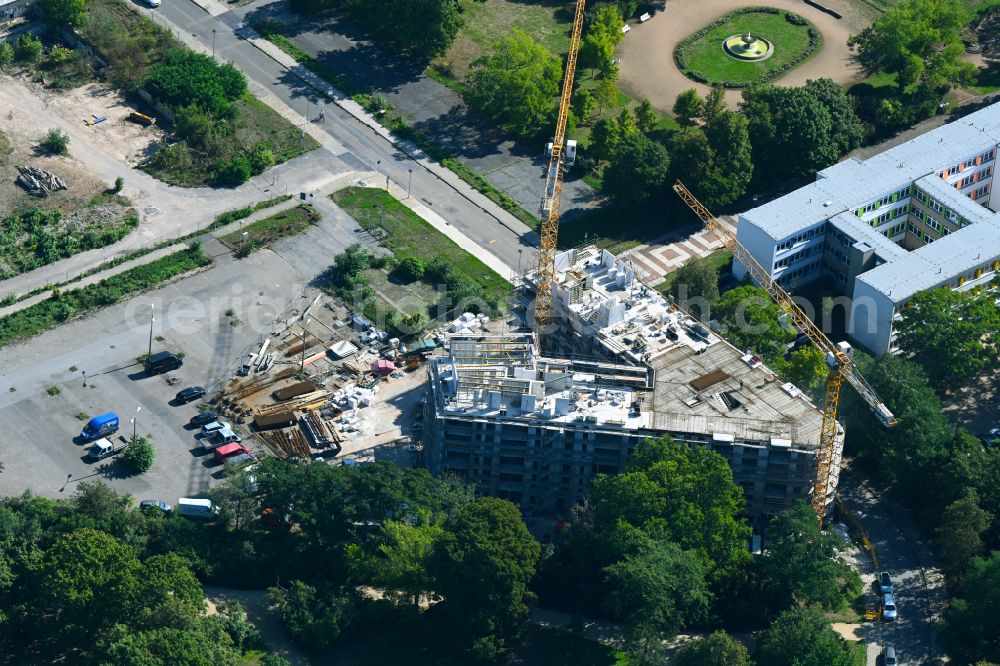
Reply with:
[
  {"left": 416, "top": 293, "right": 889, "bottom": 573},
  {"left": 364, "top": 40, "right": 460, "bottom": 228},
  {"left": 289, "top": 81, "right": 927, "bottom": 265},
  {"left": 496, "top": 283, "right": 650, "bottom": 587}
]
[
  {"left": 16, "top": 166, "right": 68, "bottom": 196},
  {"left": 257, "top": 428, "right": 311, "bottom": 458},
  {"left": 273, "top": 381, "right": 317, "bottom": 402},
  {"left": 255, "top": 389, "right": 331, "bottom": 415}
]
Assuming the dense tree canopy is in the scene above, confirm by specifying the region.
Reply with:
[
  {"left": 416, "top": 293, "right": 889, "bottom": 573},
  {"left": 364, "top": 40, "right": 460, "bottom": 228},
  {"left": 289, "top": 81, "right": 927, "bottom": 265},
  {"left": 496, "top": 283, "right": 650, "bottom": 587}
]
[
  {"left": 741, "top": 86, "right": 839, "bottom": 179},
  {"left": 849, "top": 0, "right": 975, "bottom": 95},
  {"left": 895, "top": 287, "right": 1000, "bottom": 387},
  {"left": 359, "top": 0, "right": 463, "bottom": 59},
  {"left": 670, "top": 254, "right": 721, "bottom": 314},
  {"left": 40, "top": 0, "right": 88, "bottom": 27},
  {"left": 601, "top": 133, "right": 670, "bottom": 205},
  {"left": 756, "top": 606, "right": 856, "bottom": 666},
  {"left": 758, "top": 502, "right": 862, "bottom": 613},
  {"left": 464, "top": 29, "right": 562, "bottom": 137},
  {"left": 715, "top": 284, "right": 796, "bottom": 360},
  {"left": 672, "top": 631, "right": 752, "bottom": 666},
  {"left": 941, "top": 551, "right": 1000, "bottom": 664}
]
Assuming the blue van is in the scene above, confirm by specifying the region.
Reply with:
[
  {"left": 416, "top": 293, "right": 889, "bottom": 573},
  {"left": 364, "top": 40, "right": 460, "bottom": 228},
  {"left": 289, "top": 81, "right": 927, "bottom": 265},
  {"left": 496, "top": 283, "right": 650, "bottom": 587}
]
[{"left": 80, "top": 412, "right": 119, "bottom": 441}]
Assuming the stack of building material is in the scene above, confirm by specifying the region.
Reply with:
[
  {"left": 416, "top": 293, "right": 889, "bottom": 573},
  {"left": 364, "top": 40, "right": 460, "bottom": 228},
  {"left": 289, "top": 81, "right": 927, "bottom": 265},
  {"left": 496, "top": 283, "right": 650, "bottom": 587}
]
[
  {"left": 331, "top": 384, "right": 377, "bottom": 410},
  {"left": 16, "top": 166, "right": 68, "bottom": 196},
  {"left": 257, "top": 429, "right": 311, "bottom": 458}
]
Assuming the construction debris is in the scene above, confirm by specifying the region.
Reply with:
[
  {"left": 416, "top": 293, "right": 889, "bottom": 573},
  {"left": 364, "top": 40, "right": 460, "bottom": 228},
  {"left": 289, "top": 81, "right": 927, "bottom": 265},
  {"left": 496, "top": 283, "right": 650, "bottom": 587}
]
[{"left": 16, "top": 166, "right": 68, "bottom": 196}]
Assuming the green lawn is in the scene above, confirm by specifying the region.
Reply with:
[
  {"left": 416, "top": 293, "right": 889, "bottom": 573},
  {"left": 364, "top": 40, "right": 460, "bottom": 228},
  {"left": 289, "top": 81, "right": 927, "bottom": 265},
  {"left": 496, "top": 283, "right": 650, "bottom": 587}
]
[
  {"left": 678, "top": 10, "right": 818, "bottom": 85},
  {"left": 433, "top": 0, "right": 574, "bottom": 78},
  {"left": 331, "top": 187, "right": 511, "bottom": 305},
  {"left": 558, "top": 200, "right": 682, "bottom": 254},
  {"left": 219, "top": 204, "right": 319, "bottom": 251}
]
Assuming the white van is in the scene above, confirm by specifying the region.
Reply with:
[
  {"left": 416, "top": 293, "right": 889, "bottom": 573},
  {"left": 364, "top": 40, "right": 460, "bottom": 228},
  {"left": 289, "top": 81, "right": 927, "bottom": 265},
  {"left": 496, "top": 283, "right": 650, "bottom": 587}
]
[{"left": 176, "top": 497, "right": 219, "bottom": 520}]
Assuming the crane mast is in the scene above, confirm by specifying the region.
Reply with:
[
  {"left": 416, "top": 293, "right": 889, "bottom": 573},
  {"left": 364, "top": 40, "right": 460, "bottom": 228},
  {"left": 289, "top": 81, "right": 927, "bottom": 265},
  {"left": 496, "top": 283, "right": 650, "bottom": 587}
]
[
  {"left": 533, "top": 0, "right": 587, "bottom": 346},
  {"left": 673, "top": 180, "right": 897, "bottom": 523}
]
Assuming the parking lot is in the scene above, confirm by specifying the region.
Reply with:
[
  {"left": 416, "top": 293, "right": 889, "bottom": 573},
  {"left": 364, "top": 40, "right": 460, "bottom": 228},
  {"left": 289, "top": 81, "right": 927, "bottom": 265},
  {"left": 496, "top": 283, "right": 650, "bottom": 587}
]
[{"left": 0, "top": 202, "right": 369, "bottom": 503}]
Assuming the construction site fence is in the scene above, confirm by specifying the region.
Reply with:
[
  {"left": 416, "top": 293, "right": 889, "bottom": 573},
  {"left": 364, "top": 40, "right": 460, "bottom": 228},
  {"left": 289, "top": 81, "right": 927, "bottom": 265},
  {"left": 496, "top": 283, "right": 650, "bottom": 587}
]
[{"left": 837, "top": 500, "right": 879, "bottom": 570}]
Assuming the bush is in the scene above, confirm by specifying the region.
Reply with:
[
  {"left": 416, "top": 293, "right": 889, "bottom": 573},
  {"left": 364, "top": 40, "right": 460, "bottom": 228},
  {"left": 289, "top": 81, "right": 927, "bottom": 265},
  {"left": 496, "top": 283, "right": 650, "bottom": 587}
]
[
  {"left": 0, "top": 43, "right": 14, "bottom": 71},
  {"left": 214, "top": 155, "right": 253, "bottom": 187},
  {"left": 13, "top": 34, "right": 43, "bottom": 63},
  {"left": 396, "top": 256, "right": 425, "bottom": 281},
  {"left": 785, "top": 11, "right": 808, "bottom": 25},
  {"left": 122, "top": 436, "right": 155, "bottom": 473},
  {"left": 40, "top": 128, "right": 70, "bottom": 155},
  {"left": 248, "top": 144, "right": 275, "bottom": 174},
  {"left": 144, "top": 49, "right": 247, "bottom": 117}
]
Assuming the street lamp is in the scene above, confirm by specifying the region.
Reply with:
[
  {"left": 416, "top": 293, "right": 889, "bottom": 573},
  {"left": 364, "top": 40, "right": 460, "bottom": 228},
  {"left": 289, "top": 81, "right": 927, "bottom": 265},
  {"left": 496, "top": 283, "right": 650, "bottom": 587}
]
[
  {"left": 212, "top": 29, "right": 217, "bottom": 57},
  {"left": 147, "top": 304, "right": 155, "bottom": 359},
  {"left": 82, "top": 370, "right": 87, "bottom": 387},
  {"left": 407, "top": 168, "right": 413, "bottom": 199},
  {"left": 131, "top": 405, "right": 142, "bottom": 443}
]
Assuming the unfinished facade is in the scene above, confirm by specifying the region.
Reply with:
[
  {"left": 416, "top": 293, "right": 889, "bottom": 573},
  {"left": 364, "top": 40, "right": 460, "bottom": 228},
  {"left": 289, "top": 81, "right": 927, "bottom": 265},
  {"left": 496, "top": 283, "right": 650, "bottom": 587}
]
[{"left": 425, "top": 294, "right": 840, "bottom": 527}]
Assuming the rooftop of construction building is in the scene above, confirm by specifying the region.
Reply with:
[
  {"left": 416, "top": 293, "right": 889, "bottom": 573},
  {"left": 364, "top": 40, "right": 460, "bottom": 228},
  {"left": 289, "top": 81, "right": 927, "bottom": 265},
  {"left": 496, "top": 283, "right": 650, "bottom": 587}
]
[{"left": 429, "top": 327, "right": 828, "bottom": 449}]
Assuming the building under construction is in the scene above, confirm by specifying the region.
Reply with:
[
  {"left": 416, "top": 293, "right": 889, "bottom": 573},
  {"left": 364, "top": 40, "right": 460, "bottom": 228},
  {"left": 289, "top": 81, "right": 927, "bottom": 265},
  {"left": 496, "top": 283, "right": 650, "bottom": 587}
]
[{"left": 424, "top": 249, "right": 842, "bottom": 526}]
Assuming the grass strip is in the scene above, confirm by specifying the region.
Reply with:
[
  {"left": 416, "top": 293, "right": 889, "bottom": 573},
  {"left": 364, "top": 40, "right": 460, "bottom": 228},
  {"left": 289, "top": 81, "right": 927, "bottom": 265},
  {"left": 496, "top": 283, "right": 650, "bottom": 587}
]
[
  {"left": 442, "top": 158, "right": 540, "bottom": 230},
  {"left": 331, "top": 187, "right": 510, "bottom": 305},
  {"left": 0, "top": 246, "right": 211, "bottom": 348},
  {"left": 219, "top": 204, "right": 320, "bottom": 253}
]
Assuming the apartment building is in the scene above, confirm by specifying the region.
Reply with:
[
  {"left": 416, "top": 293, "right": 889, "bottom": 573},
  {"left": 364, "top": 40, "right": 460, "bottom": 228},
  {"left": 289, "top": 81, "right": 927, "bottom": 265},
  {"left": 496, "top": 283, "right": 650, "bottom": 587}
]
[{"left": 733, "top": 101, "right": 1000, "bottom": 354}]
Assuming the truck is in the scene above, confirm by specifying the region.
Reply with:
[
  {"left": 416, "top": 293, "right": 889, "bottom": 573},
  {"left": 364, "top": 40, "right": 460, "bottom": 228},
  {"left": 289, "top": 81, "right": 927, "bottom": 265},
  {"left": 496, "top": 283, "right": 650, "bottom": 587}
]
[
  {"left": 86, "top": 437, "right": 129, "bottom": 461},
  {"left": 176, "top": 497, "right": 219, "bottom": 520},
  {"left": 145, "top": 351, "right": 182, "bottom": 374},
  {"left": 80, "top": 412, "right": 119, "bottom": 441}
]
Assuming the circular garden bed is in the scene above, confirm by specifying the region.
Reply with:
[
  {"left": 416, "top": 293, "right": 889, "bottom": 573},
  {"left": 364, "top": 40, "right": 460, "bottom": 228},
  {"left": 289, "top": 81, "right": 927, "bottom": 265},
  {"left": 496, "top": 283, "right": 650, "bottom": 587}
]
[{"left": 674, "top": 7, "right": 821, "bottom": 88}]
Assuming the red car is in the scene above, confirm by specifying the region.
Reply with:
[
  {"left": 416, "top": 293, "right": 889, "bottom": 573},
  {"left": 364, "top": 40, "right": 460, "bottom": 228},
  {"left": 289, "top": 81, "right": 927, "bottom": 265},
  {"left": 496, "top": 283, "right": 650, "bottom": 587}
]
[{"left": 214, "top": 442, "right": 251, "bottom": 463}]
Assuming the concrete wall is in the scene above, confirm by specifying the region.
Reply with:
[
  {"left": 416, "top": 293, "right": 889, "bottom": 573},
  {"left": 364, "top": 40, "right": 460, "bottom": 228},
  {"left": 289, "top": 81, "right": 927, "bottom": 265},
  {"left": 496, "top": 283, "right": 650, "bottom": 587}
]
[{"left": 732, "top": 216, "right": 779, "bottom": 283}]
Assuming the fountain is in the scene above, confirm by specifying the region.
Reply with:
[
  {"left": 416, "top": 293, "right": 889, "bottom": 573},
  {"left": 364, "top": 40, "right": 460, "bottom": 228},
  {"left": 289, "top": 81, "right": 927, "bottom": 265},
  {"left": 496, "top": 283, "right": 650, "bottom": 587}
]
[{"left": 723, "top": 31, "right": 773, "bottom": 61}]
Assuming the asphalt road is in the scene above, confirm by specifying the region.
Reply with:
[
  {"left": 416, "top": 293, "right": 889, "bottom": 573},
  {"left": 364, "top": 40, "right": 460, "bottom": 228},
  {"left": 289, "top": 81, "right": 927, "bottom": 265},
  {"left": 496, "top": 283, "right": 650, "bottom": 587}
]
[
  {"left": 838, "top": 469, "right": 948, "bottom": 666},
  {"left": 149, "top": 0, "right": 539, "bottom": 272}
]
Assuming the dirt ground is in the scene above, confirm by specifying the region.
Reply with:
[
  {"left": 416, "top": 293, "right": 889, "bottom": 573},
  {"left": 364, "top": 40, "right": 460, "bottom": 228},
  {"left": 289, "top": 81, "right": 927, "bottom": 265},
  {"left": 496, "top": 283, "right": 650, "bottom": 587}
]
[
  {"left": 0, "top": 75, "right": 164, "bottom": 219},
  {"left": 617, "top": 0, "right": 878, "bottom": 112},
  {"left": 941, "top": 365, "right": 1000, "bottom": 434}
]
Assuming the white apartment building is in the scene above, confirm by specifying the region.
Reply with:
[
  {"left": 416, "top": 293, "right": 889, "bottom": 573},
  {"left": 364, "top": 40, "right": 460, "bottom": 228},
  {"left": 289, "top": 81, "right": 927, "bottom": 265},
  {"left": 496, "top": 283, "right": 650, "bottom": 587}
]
[{"left": 734, "top": 102, "right": 1000, "bottom": 354}]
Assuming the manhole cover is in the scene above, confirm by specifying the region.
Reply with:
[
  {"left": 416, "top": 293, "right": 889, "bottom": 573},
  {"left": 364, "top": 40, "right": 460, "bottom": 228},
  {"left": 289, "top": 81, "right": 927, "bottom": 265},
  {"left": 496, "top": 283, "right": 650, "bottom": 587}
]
[{"left": 144, "top": 206, "right": 161, "bottom": 216}]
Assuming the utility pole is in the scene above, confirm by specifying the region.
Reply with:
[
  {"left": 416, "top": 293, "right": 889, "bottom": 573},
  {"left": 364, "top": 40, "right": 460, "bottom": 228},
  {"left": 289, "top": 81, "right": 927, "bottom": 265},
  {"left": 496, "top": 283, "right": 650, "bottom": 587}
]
[
  {"left": 407, "top": 168, "right": 413, "bottom": 198},
  {"left": 147, "top": 304, "right": 154, "bottom": 359}
]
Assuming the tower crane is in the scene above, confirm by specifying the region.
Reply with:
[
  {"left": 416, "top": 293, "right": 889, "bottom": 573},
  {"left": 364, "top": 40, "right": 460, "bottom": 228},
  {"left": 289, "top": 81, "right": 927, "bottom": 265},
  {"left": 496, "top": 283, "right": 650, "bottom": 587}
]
[
  {"left": 673, "top": 180, "right": 898, "bottom": 524},
  {"left": 533, "top": 0, "right": 587, "bottom": 346}
]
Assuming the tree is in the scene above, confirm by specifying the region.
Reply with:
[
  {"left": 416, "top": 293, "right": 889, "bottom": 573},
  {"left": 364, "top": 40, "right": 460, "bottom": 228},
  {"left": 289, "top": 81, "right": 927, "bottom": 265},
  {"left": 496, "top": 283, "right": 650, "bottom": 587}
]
[
  {"left": 40, "top": 128, "right": 70, "bottom": 156},
  {"left": 670, "top": 256, "right": 720, "bottom": 316},
  {"left": 604, "top": 538, "right": 709, "bottom": 640},
  {"left": 464, "top": 29, "right": 562, "bottom": 137},
  {"left": 601, "top": 133, "right": 669, "bottom": 206},
  {"left": 596, "top": 76, "right": 619, "bottom": 114},
  {"left": 715, "top": 285, "right": 796, "bottom": 360},
  {"left": 590, "top": 438, "right": 751, "bottom": 576},
  {"left": 803, "top": 78, "right": 865, "bottom": 155},
  {"left": 701, "top": 85, "right": 726, "bottom": 123},
  {"left": 673, "top": 631, "right": 752, "bottom": 666},
  {"left": 759, "top": 502, "right": 863, "bottom": 613},
  {"left": 145, "top": 50, "right": 246, "bottom": 117},
  {"left": 573, "top": 88, "right": 596, "bottom": 122},
  {"left": 672, "top": 89, "right": 704, "bottom": 128},
  {"left": 580, "top": 5, "right": 624, "bottom": 73},
  {"left": 349, "top": 515, "right": 443, "bottom": 607},
  {"left": 122, "top": 436, "right": 155, "bottom": 474},
  {"left": 941, "top": 551, "right": 1000, "bottom": 664},
  {"left": 935, "top": 493, "right": 992, "bottom": 577},
  {"left": 780, "top": 346, "right": 828, "bottom": 394},
  {"left": 848, "top": 0, "right": 975, "bottom": 98},
  {"left": 106, "top": 624, "right": 240, "bottom": 666},
  {"left": 360, "top": 0, "right": 463, "bottom": 59},
  {"left": 41, "top": 0, "right": 88, "bottom": 27},
  {"left": 741, "top": 86, "right": 838, "bottom": 179},
  {"left": 267, "top": 581, "right": 356, "bottom": 650},
  {"left": 757, "top": 606, "right": 856, "bottom": 666},
  {"left": 635, "top": 99, "right": 656, "bottom": 134},
  {"left": 397, "top": 256, "right": 425, "bottom": 282},
  {"left": 616, "top": 107, "right": 638, "bottom": 137},
  {"left": 589, "top": 117, "right": 621, "bottom": 161},
  {"left": 895, "top": 287, "right": 1000, "bottom": 387},
  {"left": 430, "top": 497, "right": 541, "bottom": 659},
  {"left": 702, "top": 109, "right": 753, "bottom": 205}
]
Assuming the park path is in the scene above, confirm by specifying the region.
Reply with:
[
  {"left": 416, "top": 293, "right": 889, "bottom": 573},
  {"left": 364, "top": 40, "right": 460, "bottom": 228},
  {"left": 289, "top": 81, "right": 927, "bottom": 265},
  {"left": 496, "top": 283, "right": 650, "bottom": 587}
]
[{"left": 617, "top": 0, "right": 868, "bottom": 112}]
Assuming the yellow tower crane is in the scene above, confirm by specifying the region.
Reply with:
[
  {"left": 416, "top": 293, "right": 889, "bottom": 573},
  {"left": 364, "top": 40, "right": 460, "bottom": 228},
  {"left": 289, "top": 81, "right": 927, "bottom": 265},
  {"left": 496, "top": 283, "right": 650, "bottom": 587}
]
[
  {"left": 533, "top": 0, "right": 587, "bottom": 345},
  {"left": 673, "top": 180, "right": 898, "bottom": 523}
]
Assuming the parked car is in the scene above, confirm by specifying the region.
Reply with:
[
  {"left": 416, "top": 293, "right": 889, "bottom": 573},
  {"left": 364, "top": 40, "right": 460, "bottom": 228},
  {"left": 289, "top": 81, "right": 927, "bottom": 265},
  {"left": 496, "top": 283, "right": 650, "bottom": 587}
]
[
  {"left": 979, "top": 428, "right": 1000, "bottom": 446},
  {"left": 879, "top": 571, "right": 893, "bottom": 594},
  {"left": 80, "top": 412, "right": 119, "bottom": 441},
  {"left": 139, "top": 499, "right": 172, "bottom": 514},
  {"left": 175, "top": 386, "right": 206, "bottom": 403},
  {"left": 189, "top": 411, "right": 219, "bottom": 427},
  {"left": 214, "top": 442, "right": 251, "bottom": 463},
  {"left": 200, "top": 421, "right": 231, "bottom": 435},
  {"left": 882, "top": 593, "right": 897, "bottom": 621},
  {"left": 144, "top": 0, "right": 161, "bottom": 7},
  {"left": 203, "top": 428, "right": 241, "bottom": 451},
  {"left": 145, "top": 351, "right": 182, "bottom": 374},
  {"left": 882, "top": 645, "right": 897, "bottom": 666},
  {"left": 177, "top": 498, "right": 218, "bottom": 520}
]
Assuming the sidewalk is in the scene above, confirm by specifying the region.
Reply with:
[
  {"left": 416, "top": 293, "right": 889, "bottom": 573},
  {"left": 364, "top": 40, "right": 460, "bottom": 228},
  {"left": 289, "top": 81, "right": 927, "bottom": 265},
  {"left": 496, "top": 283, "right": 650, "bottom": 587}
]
[{"left": 621, "top": 215, "right": 739, "bottom": 285}]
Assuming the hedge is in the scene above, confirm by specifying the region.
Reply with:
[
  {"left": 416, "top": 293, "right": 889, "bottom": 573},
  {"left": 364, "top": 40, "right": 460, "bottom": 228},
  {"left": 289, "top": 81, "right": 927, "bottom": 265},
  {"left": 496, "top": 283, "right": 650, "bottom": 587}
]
[{"left": 673, "top": 7, "right": 821, "bottom": 89}]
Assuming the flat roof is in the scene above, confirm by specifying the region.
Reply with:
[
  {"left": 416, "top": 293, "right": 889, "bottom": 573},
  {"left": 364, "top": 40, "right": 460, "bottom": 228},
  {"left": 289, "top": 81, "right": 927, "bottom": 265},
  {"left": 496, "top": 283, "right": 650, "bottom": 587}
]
[{"left": 741, "top": 102, "right": 1000, "bottom": 240}]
